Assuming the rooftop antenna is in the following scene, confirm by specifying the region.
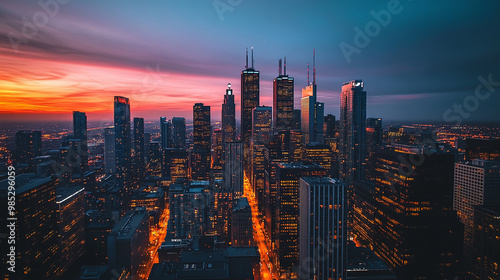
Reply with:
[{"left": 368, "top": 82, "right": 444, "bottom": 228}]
[
  {"left": 251, "top": 47, "right": 254, "bottom": 69},
  {"left": 245, "top": 48, "right": 248, "bottom": 69},
  {"left": 313, "top": 49, "right": 316, "bottom": 85},
  {"left": 284, "top": 57, "right": 287, "bottom": 75},
  {"left": 279, "top": 58, "right": 282, "bottom": 76},
  {"left": 307, "top": 63, "right": 310, "bottom": 86}
]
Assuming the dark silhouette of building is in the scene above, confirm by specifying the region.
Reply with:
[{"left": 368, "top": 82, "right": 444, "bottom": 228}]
[
  {"left": 224, "top": 142, "right": 243, "bottom": 197},
  {"left": 133, "top": 117, "right": 145, "bottom": 185},
  {"left": 114, "top": 96, "right": 131, "bottom": 191},
  {"left": 172, "top": 117, "right": 186, "bottom": 148},
  {"left": 466, "top": 138, "right": 500, "bottom": 162},
  {"left": 14, "top": 130, "right": 42, "bottom": 166},
  {"left": 324, "top": 114, "right": 336, "bottom": 138},
  {"left": 73, "top": 111, "right": 88, "bottom": 171},
  {"left": 161, "top": 117, "right": 173, "bottom": 149},
  {"left": 222, "top": 83, "right": 236, "bottom": 145},
  {"left": 192, "top": 103, "right": 211, "bottom": 181},
  {"left": 366, "top": 117, "right": 382, "bottom": 180},
  {"left": 104, "top": 127, "right": 116, "bottom": 174},
  {"left": 472, "top": 204, "right": 500, "bottom": 280}
]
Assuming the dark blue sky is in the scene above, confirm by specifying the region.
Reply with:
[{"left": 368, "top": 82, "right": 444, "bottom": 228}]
[{"left": 0, "top": 0, "right": 499, "bottom": 122}]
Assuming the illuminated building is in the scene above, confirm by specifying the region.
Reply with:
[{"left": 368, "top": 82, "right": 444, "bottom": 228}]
[
  {"left": 14, "top": 130, "right": 42, "bottom": 166},
  {"left": 275, "top": 162, "right": 326, "bottom": 275},
  {"left": 129, "top": 189, "right": 166, "bottom": 224},
  {"left": 167, "top": 182, "right": 210, "bottom": 239},
  {"left": 73, "top": 111, "right": 88, "bottom": 171},
  {"left": 148, "top": 141, "right": 162, "bottom": 175},
  {"left": 222, "top": 83, "right": 236, "bottom": 145},
  {"left": 290, "top": 129, "right": 304, "bottom": 162},
  {"left": 192, "top": 103, "right": 211, "bottom": 180},
  {"left": 212, "top": 129, "right": 224, "bottom": 171},
  {"left": 299, "top": 177, "right": 347, "bottom": 280},
  {"left": 339, "top": 80, "right": 366, "bottom": 184},
  {"left": 224, "top": 141, "right": 244, "bottom": 197},
  {"left": 163, "top": 148, "right": 189, "bottom": 181},
  {"left": 273, "top": 58, "right": 294, "bottom": 130},
  {"left": 56, "top": 186, "right": 85, "bottom": 276},
  {"left": 231, "top": 197, "right": 253, "bottom": 247},
  {"left": 133, "top": 117, "right": 145, "bottom": 185},
  {"left": 351, "top": 146, "right": 463, "bottom": 279},
  {"left": 251, "top": 105, "right": 272, "bottom": 211},
  {"left": 303, "top": 143, "right": 333, "bottom": 177},
  {"left": 161, "top": 117, "right": 173, "bottom": 149},
  {"left": 466, "top": 138, "right": 500, "bottom": 162},
  {"left": 212, "top": 180, "right": 234, "bottom": 245},
  {"left": 114, "top": 96, "right": 131, "bottom": 191},
  {"left": 366, "top": 117, "right": 382, "bottom": 180},
  {"left": 108, "top": 207, "right": 149, "bottom": 280},
  {"left": 263, "top": 130, "right": 291, "bottom": 242},
  {"left": 0, "top": 174, "right": 59, "bottom": 279},
  {"left": 104, "top": 127, "right": 116, "bottom": 174},
  {"left": 172, "top": 117, "right": 186, "bottom": 148},
  {"left": 301, "top": 50, "right": 324, "bottom": 144},
  {"left": 472, "top": 205, "right": 500, "bottom": 280},
  {"left": 453, "top": 160, "right": 500, "bottom": 262},
  {"left": 241, "top": 48, "right": 260, "bottom": 174},
  {"left": 324, "top": 114, "right": 336, "bottom": 139}
]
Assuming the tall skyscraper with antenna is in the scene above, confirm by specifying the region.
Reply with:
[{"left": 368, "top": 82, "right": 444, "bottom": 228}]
[
  {"left": 222, "top": 83, "right": 236, "bottom": 145},
  {"left": 301, "top": 49, "right": 324, "bottom": 144},
  {"left": 241, "top": 47, "right": 260, "bottom": 174},
  {"left": 273, "top": 57, "right": 294, "bottom": 130}
]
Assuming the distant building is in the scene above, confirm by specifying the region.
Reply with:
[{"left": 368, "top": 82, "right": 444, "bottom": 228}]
[
  {"left": 133, "top": 117, "right": 145, "bottom": 184},
  {"left": 104, "top": 127, "right": 116, "bottom": 174},
  {"left": 192, "top": 103, "right": 211, "bottom": 181},
  {"left": 172, "top": 117, "right": 186, "bottom": 148},
  {"left": 324, "top": 114, "right": 336, "bottom": 138},
  {"left": 273, "top": 58, "right": 294, "bottom": 130},
  {"left": 14, "top": 130, "right": 42, "bottom": 166},
  {"left": 466, "top": 138, "right": 500, "bottom": 161},
  {"left": 161, "top": 117, "right": 173, "bottom": 149},
  {"left": 299, "top": 177, "right": 347, "bottom": 280},
  {"left": 241, "top": 48, "right": 260, "bottom": 175},
  {"left": 301, "top": 52, "right": 324, "bottom": 144},
  {"left": 73, "top": 111, "right": 88, "bottom": 171},
  {"left": 231, "top": 197, "right": 253, "bottom": 247},
  {"left": 108, "top": 207, "right": 149, "bottom": 279},
  {"left": 163, "top": 148, "right": 189, "bottom": 181}
]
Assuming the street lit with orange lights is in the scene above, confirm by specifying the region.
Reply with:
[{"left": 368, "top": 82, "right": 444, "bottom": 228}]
[
  {"left": 142, "top": 206, "right": 170, "bottom": 279},
  {"left": 244, "top": 174, "right": 279, "bottom": 280}
]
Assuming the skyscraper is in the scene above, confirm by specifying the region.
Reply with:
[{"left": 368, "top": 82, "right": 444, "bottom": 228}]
[
  {"left": 241, "top": 48, "right": 260, "bottom": 174},
  {"left": 114, "top": 96, "right": 131, "bottom": 191},
  {"left": 73, "top": 111, "right": 88, "bottom": 171},
  {"left": 251, "top": 106, "right": 272, "bottom": 211},
  {"left": 192, "top": 103, "right": 211, "bottom": 181},
  {"left": 160, "top": 117, "right": 172, "bottom": 149},
  {"left": 14, "top": 130, "right": 42, "bottom": 165},
  {"left": 273, "top": 58, "right": 294, "bottom": 130},
  {"left": 224, "top": 141, "right": 244, "bottom": 197},
  {"left": 275, "top": 162, "right": 327, "bottom": 276},
  {"left": 133, "top": 117, "right": 145, "bottom": 184},
  {"left": 299, "top": 177, "right": 347, "bottom": 280},
  {"left": 231, "top": 197, "right": 253, "bottom": 247},
  {"left": 366, "top": 117, "right": 382, "bottom": 180},
  {"left": 301, "top": 50, "right": 324, "bottom": 144},
  {"left": 339, "top": 80, "right": 366, "bottom": 184},
  {"left": 104, "top": 127, "right": 116, "bottom": 174},
  {"left": 172, "top": 117, "right": 186, "bottom": 148},
  {"left": 454, "top": 159, "right": 500, "bottom": 261},
  {"left": 324, "top": 114, "right": 336, "bottom": 139},
  {"left": 222, "top": 83, "right": 236, "bottom": 145}
]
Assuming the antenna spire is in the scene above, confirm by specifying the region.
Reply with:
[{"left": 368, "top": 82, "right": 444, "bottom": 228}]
[
  {"left": 307, "top": 63, "right": 310, "bottom": 86},
  {"left": 245, "top": 48, "right": 248, "bottom": 69},
  {"left": 284, "top": 57, "right": 287, "bottom": 75},
  {"left": 278, "top": 58, "right": 282, "bottom": 76},
  {"left": 313, "top": 49, "right": 316, "bottom": 85},
  {"left": 251, "top": 47, "right": 254, "bottom": 69}
]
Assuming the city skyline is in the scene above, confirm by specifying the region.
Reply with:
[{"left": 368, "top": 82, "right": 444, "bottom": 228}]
[{"left": 1, "top": 0, "right": 499, "bottom": 123}]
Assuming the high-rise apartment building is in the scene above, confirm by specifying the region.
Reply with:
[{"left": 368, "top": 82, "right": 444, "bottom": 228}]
[
  {"left": 273, "top": 58, "right": 294, "bottom": 130},
  {"left": 114, "top": 96, "right": 131, "bottom": 191}
]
